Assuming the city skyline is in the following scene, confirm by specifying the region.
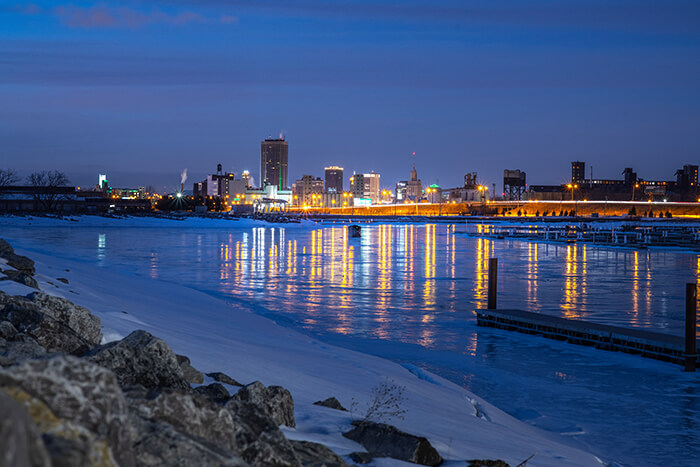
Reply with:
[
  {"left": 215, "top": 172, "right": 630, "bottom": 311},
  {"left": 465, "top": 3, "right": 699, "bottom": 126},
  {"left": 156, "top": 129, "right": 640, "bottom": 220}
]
[{"left": 2, "top": 1, "right": 699, "bottom": 191}]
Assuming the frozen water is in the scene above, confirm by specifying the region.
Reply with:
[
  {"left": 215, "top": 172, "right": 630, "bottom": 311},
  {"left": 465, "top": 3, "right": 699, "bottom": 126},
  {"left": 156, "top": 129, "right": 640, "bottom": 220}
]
[{"left": 2, "top": 218, "right": 698, "bottom": 466}]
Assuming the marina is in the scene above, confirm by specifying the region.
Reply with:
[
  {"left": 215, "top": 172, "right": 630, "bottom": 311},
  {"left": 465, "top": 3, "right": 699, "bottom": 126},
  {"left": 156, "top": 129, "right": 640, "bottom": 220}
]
[{"left": 459, "top": 222, "right": 700, "bottom": 250}]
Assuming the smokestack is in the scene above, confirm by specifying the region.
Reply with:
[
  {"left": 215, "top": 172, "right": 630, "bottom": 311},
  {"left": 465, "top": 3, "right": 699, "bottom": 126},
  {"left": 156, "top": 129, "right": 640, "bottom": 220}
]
[{"left": 180, "top": 183, "right": 183, "bottom": 194}]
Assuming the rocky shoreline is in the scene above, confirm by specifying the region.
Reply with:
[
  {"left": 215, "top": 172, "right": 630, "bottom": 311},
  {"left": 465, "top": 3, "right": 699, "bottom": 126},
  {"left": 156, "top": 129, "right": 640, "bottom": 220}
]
[{"left": 0, "top": 239, "right": 455, "bottom": 467}]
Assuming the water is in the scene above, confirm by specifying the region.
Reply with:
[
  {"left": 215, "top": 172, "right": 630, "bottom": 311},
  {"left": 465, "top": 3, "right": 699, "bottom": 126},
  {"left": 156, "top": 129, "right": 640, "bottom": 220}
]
[{"left": 4, "top": 221, "right": 699, "bottom": 466}]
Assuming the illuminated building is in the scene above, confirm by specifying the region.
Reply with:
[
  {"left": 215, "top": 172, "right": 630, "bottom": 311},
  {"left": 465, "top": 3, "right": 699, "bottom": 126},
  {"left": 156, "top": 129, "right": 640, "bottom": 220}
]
[
  {"left": 406, "top": 164, "right": 422, "bottom": 201},
  {"left": 349, "top": 172, "right": 380, "bottom": 204},
  {"left": 529, "top": 161, "right": 700, "bottom": 201},
  {"left": 572, "top": 161, "right": 586, "bottom": 184},
  {"left": 241, "top": 170, "right": 252, "bottom": 188},
  {"left": 292, "top": 175, "right": 324, "bottom": 206},
  {"left": 97, "top": 174, "right": 108, "bottom": 192},
  {"left": 325, "top": 166, "right": 344, "bottom": 193},
  {"left": 395, "top": 181, "right": 408, "bottom": 201},
  {"left": 261, "top": 137, "right": 289, "bottom": 190}
]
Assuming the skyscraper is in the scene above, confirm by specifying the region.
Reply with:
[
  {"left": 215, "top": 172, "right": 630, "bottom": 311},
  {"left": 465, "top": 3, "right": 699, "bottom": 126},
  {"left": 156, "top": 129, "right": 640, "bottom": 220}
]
[
  {"left": 324, "top": 166, "right": 344, "bottom": 192},
  {"left": 261, "top": 137, "right": 289, "bottom": 190}
]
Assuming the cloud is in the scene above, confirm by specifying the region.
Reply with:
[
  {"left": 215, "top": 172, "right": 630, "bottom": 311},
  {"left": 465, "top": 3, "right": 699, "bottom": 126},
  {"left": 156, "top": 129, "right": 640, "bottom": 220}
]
[
  {"left": 50, "top": 3, "right": 234, "bottom": 29},
  {"left": 0, "top": 3, "right": 42, "bottom": 14},
  {"left": 219, "top": 14, "right": 238, "bottom": 24}
]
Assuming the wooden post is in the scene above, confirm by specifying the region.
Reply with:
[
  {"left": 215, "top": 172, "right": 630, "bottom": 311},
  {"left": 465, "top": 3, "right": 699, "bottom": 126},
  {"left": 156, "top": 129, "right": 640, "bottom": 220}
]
[
  {"left": 488, "top": 258, "right": 498, "bottom": 310},
  {"left": 685, "top": 283, "right": 697, "bottom": 372}
]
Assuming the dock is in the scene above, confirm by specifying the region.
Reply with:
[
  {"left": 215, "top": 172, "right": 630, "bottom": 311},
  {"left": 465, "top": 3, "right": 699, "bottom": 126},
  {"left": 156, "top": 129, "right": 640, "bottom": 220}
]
[
  {"left": 460, "top": 223, "right": 700, "bottom": 250},
  {"left": 475, "top": 308, "right": 700, "bottom": 367}
]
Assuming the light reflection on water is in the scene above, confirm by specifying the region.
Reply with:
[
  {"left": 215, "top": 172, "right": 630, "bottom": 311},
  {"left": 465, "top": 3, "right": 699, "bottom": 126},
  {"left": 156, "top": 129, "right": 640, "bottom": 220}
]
[
  {"left": 210, "top": 223, "right": 698, "bottom": 342},
  {"left": 4, "top": 222, "right": 699, "bottom": 466}
]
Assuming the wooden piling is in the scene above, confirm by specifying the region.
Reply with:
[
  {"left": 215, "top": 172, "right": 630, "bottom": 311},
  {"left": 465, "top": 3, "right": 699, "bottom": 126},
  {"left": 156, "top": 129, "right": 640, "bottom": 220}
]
[
  {"left": 488, "top": 258, "right": 498, "bottom": 309},
  {"left": 685, "top": 283, "right": 697, "bottom": 372}
]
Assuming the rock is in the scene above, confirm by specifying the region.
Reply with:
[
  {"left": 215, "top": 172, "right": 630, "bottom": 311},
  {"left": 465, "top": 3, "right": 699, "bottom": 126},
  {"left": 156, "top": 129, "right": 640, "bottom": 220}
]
[
  {"left": 129, "top": 412, "right": 248, "bottom": 467},
  {"left": 194, "top": 383, "right": 231, "bottom": 403},
  {"left": 467, "top": 461, "right": 510, "bottom": 467},
  {"left": 6, "top": 385, "right": 118, "bottom": 467},
  {"left": 0, "top": 335, "right": 48, "bottom": 365},
  {"left": 6, "top": 254, "right": 36, "bottom": 276},
  {"left": 348, "top": 452, "right": 373, "bottom": 464},
  {"left": 176, "top": 354, "right": 203, "bottom": 384},
  {"left": 41, "top": 433, "right": 94, "bottom": 467},
  {"left": 224, "top": 399, "right": 300, "bottom": 467},
  {"left": 289, "top": 440, "right": 350, "bottom": 467},
  {"left": 206, "top": 371, "right": 243, "bottom": 387},
  {"left": 0, "top": 239, "right": 14, "bottom": 257},
  {"left": 28, "top": 292, "right": 101, "bottom": 346},
  {"left": 127, "top": 386, "right": 299, "bottom": 466},
  {"left": 0, "top": 320, "right": 18, "bottom": 340},
  {"left": 0, "top": 355, "right": 134, "bottom": 467},
  {"left": 232, "top": 381, "right": 296, "bottom": 427},
  {"left": 85, "top": 330, "right": 190, "bottom": 391},
  {"left": 0, "top": 291, "right": 101, "bottom": 354},
  {"left": 313, "top": 397, "right": 347, "bottom": 412},
  {"left": 57, "top": 278, "right": 69, "bottom": 284},
  {"left": 0, "top": 390, "right": 51, "bottom": 467},
  {"left": 1, "top": 269, "right": 39, "bottom": 289},
  {"left": 342, "top": 421, "right": 442, "bottom": 467}
]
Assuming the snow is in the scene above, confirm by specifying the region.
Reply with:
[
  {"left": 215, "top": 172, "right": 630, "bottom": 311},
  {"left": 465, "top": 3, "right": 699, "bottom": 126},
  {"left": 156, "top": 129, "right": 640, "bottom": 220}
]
[{"left": 0, "top": 214, "right": 602, "bottom": 466}]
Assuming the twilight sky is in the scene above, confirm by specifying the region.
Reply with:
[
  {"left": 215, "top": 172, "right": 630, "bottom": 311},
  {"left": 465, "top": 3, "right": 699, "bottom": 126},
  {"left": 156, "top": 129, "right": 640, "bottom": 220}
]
[{"left": 2, "top": 0, "right": 699, "bottom": 193}]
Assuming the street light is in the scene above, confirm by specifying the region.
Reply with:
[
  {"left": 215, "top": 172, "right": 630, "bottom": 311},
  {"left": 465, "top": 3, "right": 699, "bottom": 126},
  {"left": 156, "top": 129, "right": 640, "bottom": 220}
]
[
  {"left": 477, "top": 185, "right": 488, "bottom": 203},
  {"left": 566, "top": 183, "right": 578, "bottom": 201},
  {"left": 632, "top": 183, "right": 640, "bottom": 201}
]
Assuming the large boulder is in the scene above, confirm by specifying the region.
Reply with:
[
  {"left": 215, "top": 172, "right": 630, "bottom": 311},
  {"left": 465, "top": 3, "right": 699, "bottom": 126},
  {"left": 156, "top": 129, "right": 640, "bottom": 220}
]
[
  {"left": 1, "top": 269, "right": 39, "bottom": 289},
  {"left": 206, "top": 371, "right": 243, "bottom": 387},
  {"left": 85, "top": 330, "right": 190, "bottom": 391},
  {"left": 224, "top": 399, "right": 300, "bottom": 467},
  {"left": 194, "top": 383, "right": 231, "bottom": 403},
  {"left": 0, "top": 335, "right": 48, "bottom": 367},
  {"left": 0, "top": 291, "right": 101, "bottom": 355},
  {"left": 0, "top": 239, "right": 14, "bottom": 258},
  {"left": 232, "top": 381, "right": 295, "bottom": 428},
  {"left": 129, "top": 412, "right": 248, "bottom": 467},
  {"left": 343, "top": 421, "right": 442, "bottom": 467},
  {"left": 0, "top": 320, "right": 18, "bottom": 340},
  {"left": 28, "top": 293, "right": 101, "bottom": 346},
  {"left": 0, "top": 390, "right": 51, "bottom": 467},
  {"left": 289, "top": 440, "right": 350, "bottom": 467},
  {"left": 176, "top": 354, "right": 203, "bottom": 384},
  {"left": 0, "top": 355, "right": 134, "bottom": 467},
  {"left": 0, "top": 239, "right": 35, "bottom": 276},
  {"left": 126, "top": 386, "right": 300, "bottom": 466}
]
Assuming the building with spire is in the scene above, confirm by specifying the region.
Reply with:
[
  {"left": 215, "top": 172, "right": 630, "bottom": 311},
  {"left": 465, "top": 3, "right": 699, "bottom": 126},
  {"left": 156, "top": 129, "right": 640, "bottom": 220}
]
[{"left": 406, "top": 163, "right": 423, "bottom": 201}]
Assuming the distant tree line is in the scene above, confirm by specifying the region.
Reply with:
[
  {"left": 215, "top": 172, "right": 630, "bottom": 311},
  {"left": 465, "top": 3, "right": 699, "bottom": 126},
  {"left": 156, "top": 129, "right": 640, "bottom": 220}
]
[{"left": 0, "top": 168, "right": 71, "bottom": 212}]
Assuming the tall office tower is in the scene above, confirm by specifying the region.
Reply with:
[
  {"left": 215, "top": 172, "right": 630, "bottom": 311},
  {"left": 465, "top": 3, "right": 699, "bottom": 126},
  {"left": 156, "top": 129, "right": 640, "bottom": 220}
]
[
  {"left": 363, "top": 172, "right": 381, "bottom": 203},
  {"left": 261, "top": 137, "right": 289, "bottom": 190},
  {"left": 325, "top": 166, "right": 344, "bottom": 193},
  {"left": 571, "top": 161, "right": 585, "bottom": 183}
]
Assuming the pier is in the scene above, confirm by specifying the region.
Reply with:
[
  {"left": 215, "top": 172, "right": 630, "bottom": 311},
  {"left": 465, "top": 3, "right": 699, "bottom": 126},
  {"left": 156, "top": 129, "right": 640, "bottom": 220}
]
[
  {"left": 475, "top": 308, "right": 699, "bottom": 367},
  {"left": 479, "top": 258, "right": 699, "bottom": 370},
  {"left": 461, "top": 223, "right": 700, "bottom": 249}
]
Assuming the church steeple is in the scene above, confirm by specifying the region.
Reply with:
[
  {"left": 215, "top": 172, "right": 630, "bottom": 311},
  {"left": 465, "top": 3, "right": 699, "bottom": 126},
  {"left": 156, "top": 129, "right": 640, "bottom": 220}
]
[{"left": 410, "top": 163, "right": 417, "bottom": 182}]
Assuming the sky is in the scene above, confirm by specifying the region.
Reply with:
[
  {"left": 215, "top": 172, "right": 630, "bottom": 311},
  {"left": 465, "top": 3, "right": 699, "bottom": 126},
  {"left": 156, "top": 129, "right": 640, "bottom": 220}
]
[{"left": 1, "top": 0, "right": 699, "bottom": 193}]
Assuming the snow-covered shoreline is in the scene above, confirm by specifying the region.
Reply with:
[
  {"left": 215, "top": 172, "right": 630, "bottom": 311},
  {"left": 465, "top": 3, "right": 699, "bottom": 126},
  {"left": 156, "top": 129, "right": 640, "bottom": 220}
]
[{"left": 0, "top": 215, "right": 602, "bottom": 466}]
